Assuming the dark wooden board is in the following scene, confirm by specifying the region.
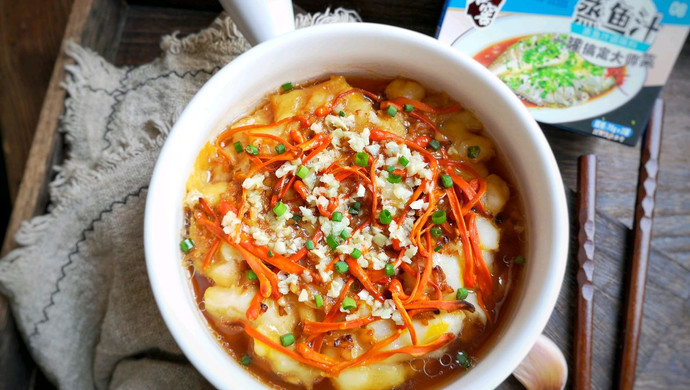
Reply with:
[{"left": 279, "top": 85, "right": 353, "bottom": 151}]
[{"left": 1, "top": 1, "right": 688, "bottom": 389}]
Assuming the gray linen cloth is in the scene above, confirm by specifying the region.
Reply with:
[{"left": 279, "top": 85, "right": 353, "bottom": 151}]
[{"left": 0, "top": 9, "right": 360, "bottom": 389}]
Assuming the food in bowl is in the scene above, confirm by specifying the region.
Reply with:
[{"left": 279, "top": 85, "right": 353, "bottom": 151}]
[
  {"left": 474, "top": 33, "right": 625, "bottom": 108},
  {"left": 180, "top": 75, "right": 526, "bottom": 389}
]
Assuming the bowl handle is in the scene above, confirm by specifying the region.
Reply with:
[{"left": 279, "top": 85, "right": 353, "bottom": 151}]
[{"left": 219, "top": 0, "right": 295, "bottom": 46}]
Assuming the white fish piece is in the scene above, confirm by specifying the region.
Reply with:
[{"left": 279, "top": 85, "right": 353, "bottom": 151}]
[{"left": 488, "top": 34, "right": 570, "bottom": 76}]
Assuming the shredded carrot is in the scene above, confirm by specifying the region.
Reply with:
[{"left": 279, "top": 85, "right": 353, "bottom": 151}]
[
  {"left": 201, "top": 239, "right": 220, "bottom": 270},
  {"left": 246, "top": 290, "right": 263, "bottom": 321},
  {"left": 234, "top": 244, "right": 277, "bottom": 298},
  {"left": 216, "top": 116, "right": 298, "bottom": 146},
  {"left": 303, "top": 316, "right": 378, "bottom": 335},
  {"left": 404, "top": 299, "right": 475, "bottom": 312},
  {"left": 344, "top": 256, "right": 384, "bottom": 302},
  {"left": 240, "top": 240, "right": 315, "bottom": 278},
  {"left": 392, "top": 293, "right": 417, "bottom": 345},
  {"left": 296, "top": 343, "right": 338, "bottom": 366},
  {"left": 240, "top": 321, "right": 333, "bottom": 371},
  {"left": 389, "top": 97, "right": 462, "bottom": 114},
  {"left": 467, "top": 213, "right": 493, "bottom": 299}
]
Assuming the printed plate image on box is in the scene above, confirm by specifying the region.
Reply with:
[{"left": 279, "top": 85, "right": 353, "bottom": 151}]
[{"left": 453, "top": 15, "right": 646, "bottom": 124}]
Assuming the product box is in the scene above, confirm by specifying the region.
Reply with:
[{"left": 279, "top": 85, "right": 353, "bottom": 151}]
[{"left": 437, "top": 0, "right": 689, "bottom": 145}]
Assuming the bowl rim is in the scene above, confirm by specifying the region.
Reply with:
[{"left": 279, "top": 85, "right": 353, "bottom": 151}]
[{"left": 144, "top": 22, "right": 569, "bottom": 390}]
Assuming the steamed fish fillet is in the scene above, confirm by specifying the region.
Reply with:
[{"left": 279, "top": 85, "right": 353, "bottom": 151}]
[
  {"left": 488, "top": 33, "right": 569, "bottom": 76},
  {"left": 500, "top": 54, "right": 617, "bottom": 107}
]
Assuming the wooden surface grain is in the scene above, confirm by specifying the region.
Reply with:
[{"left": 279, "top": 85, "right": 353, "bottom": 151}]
[
  {"left": 575, "top": 155, "right": 596, "bottom": 390},
  {"left": 0, "top": 0, "right": 688, "bottom": 389}
]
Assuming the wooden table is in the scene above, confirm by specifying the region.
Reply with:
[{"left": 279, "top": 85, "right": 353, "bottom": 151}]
[{"left": 1, "top": 0, "right": 688, "bottom": 388}]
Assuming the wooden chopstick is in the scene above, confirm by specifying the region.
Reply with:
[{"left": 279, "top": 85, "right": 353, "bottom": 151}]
[
  {"left": 575, "top": 154, "right": 596, "bottom": 390},
  {"left": 618, "top": 99, "right": 664, "bottom": 390}
]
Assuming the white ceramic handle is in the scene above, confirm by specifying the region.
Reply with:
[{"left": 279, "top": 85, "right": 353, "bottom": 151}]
[{"left": 219, "top": 0, "right": 295, "bottom": 46}]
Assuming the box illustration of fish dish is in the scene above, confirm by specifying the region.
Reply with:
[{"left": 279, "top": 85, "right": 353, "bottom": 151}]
[{"left": 438, "top": 0, "right": 689, "bottom": 145}]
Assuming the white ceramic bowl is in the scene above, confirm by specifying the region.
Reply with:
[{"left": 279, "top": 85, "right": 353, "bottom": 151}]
[{"left": 145, "top": 23, "right": 569, "bottom": 390}]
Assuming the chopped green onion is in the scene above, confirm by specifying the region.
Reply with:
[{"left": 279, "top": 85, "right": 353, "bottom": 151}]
[
  {"left": 379, "top": 209, "right": 393, "bottom": 225},
  {"left": 268, "top": 250, "right": 274, "bottom": 258},
  {"left": 247, "top": 270, "right": 258, "bottom": 281},
  {"left": 515, "top": 255, "right": 526, "bottom": 265},
  {"left": 292, "top": 214, "right": 302, "bottom": 222},
  {"left": 240, "top": 354, "right": 252, "bottom": 366},
  {"left": 281, "top": 82, "right": 293, "bottom": 92},
  {"left": 314, "top": 294, "right": 323, "bottom": 308},
  {"left": 434, "top": 244, "right": 443, "bottom": 252},
  {"left": 305, "top": 240, "right": 315, "bottom": 250},
  {"left": 429, "top": 139, "right": 441, "bottom": 151},
  {"left": 335, "top": 261, "right": 349, "bottom": 274},
  {"left": 385, "top": 105, "right": 397, "bottom": 117},
  {"left": 342, "top": 297, "right": 356, "bottom": 310},
  {"left": 441, "top": 174, "right": 453, "bottom": 188},
  {"left": 456, "top": 287, "right": 469, "bottom": 300},
  {"left": 275, "top": 144, "right": 286, "bottom": 154},
  {"left": 349, "top": 207, "right": 359, "bottom": 215},
  {"left": 340, "top": 230, "right": 350, "bottom": 240},
  {"left": 386, "top": 166, "right": 395, "bottom": 173},
  {"left": 403, "top": 104, "right": 414, "bottom": 112},
  {"left": 355, "top": 152, "right": 369, "bottom": 167},
  {"left": 349, "top": 201, "right": 361, "bottom": 215},
  {"left": 467, "top": 145, "right": 481, "bottom": 159},
  {"left": 455, "top": 351, "right": 471, "bottom": 369},
  {"left": 295, "top": 165, "right": 309, "bottom": 179},
  {"left": 432, "top": 210, "right": 446, "bottom": 224},
  {"left": 399, "top": 156, "right": 409, "bottom": 166},
  {"left": 245, "top": 144, "right": 259, "bottom": 156},
  {"left": 350, "top": 248, "right": 362, "bottom": 259},
  {"left": 327, "top": 235, "right": 339, "bottom": 250},
  {"left": 180, "top": 238, "right": 195, "bottom": 253},
  {"left": 273, "top": 201, "right": 288, "bottom": 217},
  {"left": 385, "top": 263, "right": 395, "bottom": 276},
  {"left": 233, "top": 141, "right": 243, "bottom": 154},
  {"left": 387, "top": 173, "right": 402, "bottom": 184},
  {"left": 430, "top": 226, "right": 443, "bottom": 237},
  {"left": 280, "top": 333, "right": 295, "bottom": 346},
  {"left": 339, "top": 110, "right": 346, "bottom": 117},
  {"left": 332, "top": 212, "right": 343, "bottom": 222}
]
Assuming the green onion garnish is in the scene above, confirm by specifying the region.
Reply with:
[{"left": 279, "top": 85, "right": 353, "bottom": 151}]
[
  {"left": 387, "top": 173, "right": 402, "bottom": 184},
  {"left": 386, "top": 166, "right": 395, "bottom": 173},
  {"left": 429, "top": 139, "right": 441, "bottom": 151},
  {"left": 314, "top": 294, "right": 323, "bottom": 308},
  {"left": 432, "top": 210, "right": 446, "bottom": 224},
  {"left": 349, "top": 207, "right": 359, "bottom": 215},
  {"left": 280, "top": 333, "right": 295, "bottom": 346},
  {"left": 441, "top": 174, "right": 453, "bottom": 188},
  {"left": 275, "top": 144, "right": 286, "bottom": 154},
  {"left": 350, "top": 248, "right": 362, "bottom": 259},
  {"left": 467, "top": 145, "right": 481, "bottom": 159},
  {"left": 385, "top": 263, "right": 395, "bottom": 276},
  {"left": 245, "top": 145, "right": 259, "bottom": 156},
  {"left": 515, "top": 255, "right": 526, "bottom": 265},
  {"left": 342, "top": 297, "right": 356, "bottom": 310},
  {"left": 233, "top": 141, "right": 243, "bottom": 154},
  {"left": 240, "top": 354, "right": 252, "bottom": 366},
  {"left": 339, "top": 110, "right": 346, "bottom": 117},
  {"left": 355, "top": 152, "right": 369, "bottom": 167},
  {"left": 352, "top": 201, "right": 361, "bottom": 211},
  {"left": 335, "top": 261, "right": 349, "bottom": 273},
  {"left": 332, "top": 212, "right": 343, "bottom": 222},
  {"left": 180, "top": 238, "right": 195, "bottom": 253},
  {"left": 434, "top": 244, "right": 443, "bottom": 252},
  {"left": 247, "top": 270, "right": 258, "bottom": 281},
  {"left": 385, "top": 105, "right": 397, "bottom": 117},
  {"left": 327, "top": 235, "right": 339, "bottom": 250},
  {"left": 340, "top": 230, "right": 350, "bottom": 240},
  {"left": 273, "top": 201, "right": 288, "bottom": 217},
  {"left": 456, "top": 287, "right": 469, "bottom": 300},
  {"left": 399, "top": 156, "right": 409, "bottom": 166},
  {"left": 295, "top": 165, "right": 309, "bottom": 179},
  {"left": 430, "top": 226, "right": 443, "bottom": 237},
  {"left": 379, "top": 209, "right": 393, "bottom": 225},
  {"left": 268, "top": 250, "right": 274, "bottom": 258},
  {"left": 281, "top": 82, "right": 293, "bottom": 92},
  {"left": 305, "top": 240, "right": 315, "bottom": 250},
  {"left": 403, "top": 104, "right": 414, "bottom": 112},
  {"left": 455, "top": 351, "right": 471, "bottom": 369},
  {"left": 292, "top": 214, "right": 302, "bottom": 222}
]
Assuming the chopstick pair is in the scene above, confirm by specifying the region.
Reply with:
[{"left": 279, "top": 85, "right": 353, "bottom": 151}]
[{"left": 573, "top": 99, "right": 664, "bottom": 390}]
